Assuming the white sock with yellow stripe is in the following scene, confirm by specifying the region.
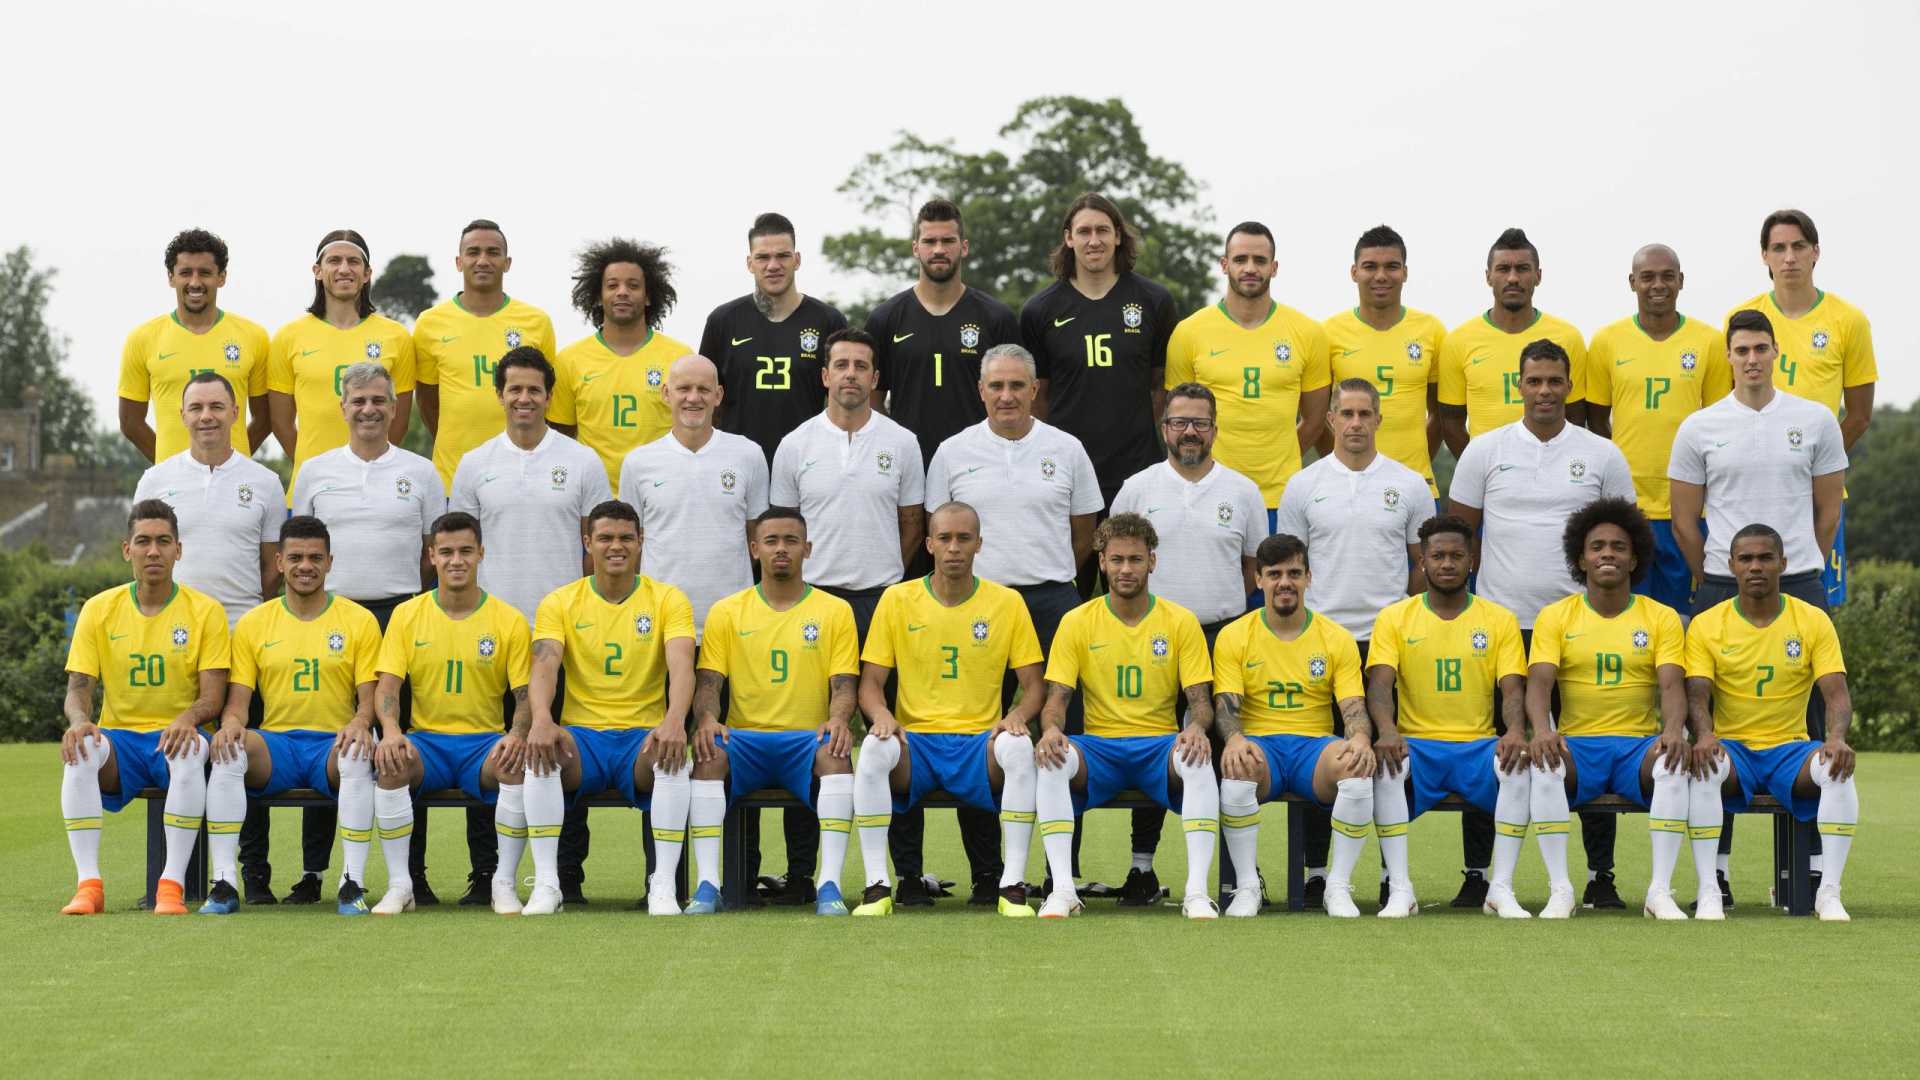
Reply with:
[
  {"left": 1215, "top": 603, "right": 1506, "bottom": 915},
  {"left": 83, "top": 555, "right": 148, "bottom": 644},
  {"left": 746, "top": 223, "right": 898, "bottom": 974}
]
[
  {"left": 690, "top": 779, "right": 726, "bottom": 891},
  {"left": 1809, "top": 753, "right": 1857, "bottom": 890},
  {"left": 815, "top": 773, "right": 853, "bottom": 892},
  {"left": 207, "top": 747, "right": 249, "bottom": 887},
  {"left": 1490, "top": 761, "right": 1530, "bottom": 893},
  {"left": 1329, "top": 777, "right": 1373, "bottom": 890},
  {"left": 61, "top": 732, "right": 107, "bottom": 883},
  {"left": 524, "top": 766, "right": 564, "bottom": 891},
  {"left": 854, "top": 734, "right": 900, "bottom": 888},
  {"left": 336, "top": 751, "right": 374, "bottom": 886},
  {"left": 1036, "top": 741, "right": 1080, "bottom": 899},
  {"left": 1689, "top": 755, "right": 1729, "bottom": 901},
  {"left": 1646, "top": 757, "right": 1688, "bottom": 894},
  {"left": 1528, "top": 760, "right": 1571, "bottom": 892},
  {"left": 375, "top": 785, "right": 414, "bottom": 894},
  {"left": 161, "top": 734, "right": 208, "bottom": 884},
  {"left": 650, "top": 766, "right": 690, "bottom": 889},
  {"left": 993, "top": 732, "right": 1038, "bottom": 888},
  {"left": 1174, "top": 750, "right": 1218, "bottom": 899},
  {"left": 1220, "top": 778, "right": 1260, "bottom": 886},
  {"left": 493, "top": 783, "right": 528, "bottom": 890},
  {"left": 1373, "top": 760, "right": 1412, "bottom": 894}
]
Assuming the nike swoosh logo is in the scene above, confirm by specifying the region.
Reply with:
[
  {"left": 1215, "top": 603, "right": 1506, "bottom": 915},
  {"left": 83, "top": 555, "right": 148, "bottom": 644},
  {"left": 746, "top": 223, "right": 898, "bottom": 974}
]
[
  {"left": 414, "top": 640, "right": 432, "bottom": 647},
  {"left": 1564, "top": 633, "right": 1583, "bottom": 640},
  {"left": 300, "top": 349, "right": 321, "bottom": 358},
  {"left": 651, "top": 479, "right": 668, "bottom": 488},
  {"left": 1496, "top": 464, "right": 1517, "bottom": 471},
  {"left": 580, "top": 373, "right": 604, "bottom": 384},
  {"left": 731, "top": 337, "right": 754, "bottom": 346},
  {"left": 1146, "top": 506, "right": 1162, "bottom": 514},
  {"left": 480, "top": 473, "right": 498, "bottom": 484},
  {"left": 1721, "top": 646, "right": 1738, "bottom": 655},
  {"left": 1208, "top": 348, "right": 1229, "bottom": 357},
  {"left": 262, "top": 640, "right": 283, "bottom": 648},
  {"left": 907, "top": 624, "right": 927, "bottom": 632},
  {"left": 439, "top": 336, "right": 457, "bottom": 343},
  {"left": 1337, "top": 348, "right": 1359, "bottom": 358},
  {"left": 1053, "top": 317, "right": 1076, "bottom": 328},
  {"left": 1406, "top": 637, "right": 1425, "bottom": 645},
  {"left": 1471, "top": 355, "right": 1488, "bottom": 365},
  {"left": 801, "top": 459, "right": 818, "bottom": 472},
  {"left": 1713, "top": 441, "right": 1729, "bottom": 448},
  {"left": 157, "top": 352, "right": 177, "bottom": 361},
  {"left": 892, "top": 333, "right": 914, "bottom": 343},
  {"left": 738, "top": 629, "right": 756, "bottom": 637},
  {"left": 574, "top": 621, "right": 594, "bottom": 630},
  {"left": 108, "top": 632, "right": 127, "bottom": 641},
  {"left": 964, "top": 466, "right": 981, "bottom": 474},
  {"left": 1089, "top": 643, "right": 1108, "bottom": 651},
  {"left": 1244, "top": 660, "right": 1263, "bottom": 669},
  {"left": 1615, "top": 359, "right": 1632, "bottom": 366},
  {"left": 1313, "top": 495, "right": 1330, "bottom": 502}
]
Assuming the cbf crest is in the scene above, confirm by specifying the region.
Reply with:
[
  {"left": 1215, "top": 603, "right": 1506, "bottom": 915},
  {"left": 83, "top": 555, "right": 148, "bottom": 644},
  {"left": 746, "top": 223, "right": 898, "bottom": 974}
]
[
  {"left": 1785, "top": 636, "right": 1804, "bottom": 660},
  {"left": 635, "top": 613, "right": 654, "bottom": 637},
  {"left": 800, "top": 620, "right": 821, "bottom": 646},
  {"left": 550, "top": 466, "right": 568, "bottom": 490},
  {"left": 1470, "top": 629, "right": 1490, "bottom": 654},
  {"left": 327, "top": 631, "right": 346, "bottom": 654},
  {"left": 223, "top": 342, "right": 242, "bottom": 363},
  {"left": 477, "top": 634, "right": 498, "bottom": 659},
  {"left": 798, "top": 329, "right": 821, "bottom": 355},
  {"left": 505, "top": 329, "right": 523, "bottom": 349},
  {"left": 365, "top": 341, "right": 383, "bottom": 359},
  {"left": 959, "top": 324, "right": 982, "bottom": 351},
  {"left": 1274, "top": 341, "right": 1293, "bottom": 363},
  {"left": 1568, "top": 460, "right": 1587, "bottom": 481},
  {"left": 720, "top": 469, "right": 738, "bottom": 493},
  {"left": 1384, "top": 487, "right": 1401, "bottom": 509},
  {"left": 971, "top": 618, "right": 990, "bottom": 643},
  {"left": 1680, "top": 351, "right": 1698, "bottom": 372},
  {"left": 1121, "top": 303, "right": 1144, "bottom": 330},
  {"left": 1632, "top": 629, "right": 1650, "bottom": 651},
  {"left": 1787, "top": 427, "right": 1804, "bottom": 450},
  {"left": 170, "top": 624, "right": 191, "bottom": 650},
  {"left": 647, "top": 368, "right": 663, "bottom": 388},
  {"left": 1307, "top": 655, "right": 1328, "bottom": 680},
  {"left": 1216, "top": 501, "right": 1234, "bottom": 525},
  {"left": 876, "top": 451, "right": 894, "bottom": 475},
  {"left": 1150, "top": 634, "right": 1170, "bottom": 658},
  {"left": 1039, "top": 457, "right": 1057, "bottom": 480},
  {"left": 396, "top": 476, "right": 413, "bottom": 498},
  {"left": 1811, "top": 331, "right": 1830, "bottom": 350},
  {"left": 1406, "top": 342, "right": 1424, "bottom": 362},
  {"left": 237, "top": 483, "right": 255, "bottom": 507}
]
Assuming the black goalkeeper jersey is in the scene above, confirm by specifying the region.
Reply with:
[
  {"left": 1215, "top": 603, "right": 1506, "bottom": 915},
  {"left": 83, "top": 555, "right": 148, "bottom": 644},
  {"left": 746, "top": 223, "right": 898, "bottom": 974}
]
[
  {"left": 700, "top": 294, "right": 849, "bottom": 463},
  {"left": 866, "top": 285, "right": 1022, "bottom": 467}
]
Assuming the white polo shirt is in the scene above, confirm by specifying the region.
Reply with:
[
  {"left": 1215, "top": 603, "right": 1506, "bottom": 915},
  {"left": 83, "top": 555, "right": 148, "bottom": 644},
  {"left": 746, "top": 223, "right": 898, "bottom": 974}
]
[
  {"left": 1668, "top": 390, "right": 1846, "bottom": 578},
  {"left": 1450, "top": 420, "right": 1635, "bottom": 628},
  {"left": 1275, "top": 451, "right": 1432, "bottom": 640},
  {"left": 134, "top": 449, "right": 286, "bottom": 626},
  {"left": 292, "top": 443, "right": 445, "bottom": 602},
  {"left": 925, "top": 419, "right": 1102, "bottom": 588},
  {"left": 1110, "top": 460, "right": 1264, "bottom": 626},
  {"left": 619, "top": 429, "right": 770, "bottom": 638},
  {"left": 449, "top": 428, "right": 610, "bottom": 628},
  {"left": 771, "top": 410, "right": 925, "bottom": 591}
]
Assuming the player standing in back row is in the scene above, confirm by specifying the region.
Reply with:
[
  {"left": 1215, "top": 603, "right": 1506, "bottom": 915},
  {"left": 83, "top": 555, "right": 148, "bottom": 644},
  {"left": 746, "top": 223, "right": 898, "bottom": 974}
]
[{"left": 1437, "top": 228, "right": 1587, "bottom": 454}]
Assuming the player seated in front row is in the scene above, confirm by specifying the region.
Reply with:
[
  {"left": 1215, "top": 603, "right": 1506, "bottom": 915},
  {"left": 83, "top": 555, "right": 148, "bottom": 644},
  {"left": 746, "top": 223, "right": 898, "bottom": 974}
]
[
  {"left": 368, "top": 511, "right": 534, "bottom": 916},
  {"left": 687, "top": 509, "right": 861, "bottom": 915},
  {"left": 59, "top": 499, "right": 229, "bottom": 916},
  {"left": 1033, "top": 512, "right": 1221, "bottom": 920},
  {"left": 849, "top": 500, "right": 1046, "bottom": 918},
  {"left": 204, "top": 516, "right": 382, "bottom": 915}
]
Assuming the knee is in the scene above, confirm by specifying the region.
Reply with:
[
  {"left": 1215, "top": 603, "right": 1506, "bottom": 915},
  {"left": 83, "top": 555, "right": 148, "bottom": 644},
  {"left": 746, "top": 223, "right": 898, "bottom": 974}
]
[
  {"left": 857, "top": 734, "right": 899, "bottom": 774},
  {"left": 338, "top": 752, "right": 373, "bottom": 781},
  {"left": 1173, "top": 751, "right": 1212, "bottom": 783},
  {"left": 1336, "top": 776, "right": 1372, "bottom": 804},
  {"left": 1651, "top": 756, "right": 1683, "bottom": 785},
  {"left": 211, "top": 751, "right": 248, "bottom": 778},
  {"left": 1809, "top": 754, "right": 1854, "bottom": 790},
  {"left": 170, "top": 734, "right": 209, "bottom": 770},
  {"left": 992, "top": 732, "right": 1034, "bottom": 774},
  {"left": 692, "top": 748, "right": 728, "bottom": 781},
  {"left": 814, "top": 748, "right": 851, "bottom": 777}
]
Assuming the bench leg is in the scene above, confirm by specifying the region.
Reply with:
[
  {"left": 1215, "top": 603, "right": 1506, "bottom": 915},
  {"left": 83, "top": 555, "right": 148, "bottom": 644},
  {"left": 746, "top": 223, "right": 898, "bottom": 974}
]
[
  {"left": 1286, "top": 801, "right": 1306, "bottom": 912},
  {"left": 1788, "top": 817, "right": 1815, "bottom": 917},
  {"left": 722, "top": 803, "right": 749, "bottom": 911}
]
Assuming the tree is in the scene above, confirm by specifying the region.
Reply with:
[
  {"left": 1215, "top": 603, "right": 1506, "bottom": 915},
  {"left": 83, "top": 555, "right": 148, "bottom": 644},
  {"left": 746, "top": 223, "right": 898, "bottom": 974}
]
[
  {"left": 374, "top": 254, "right": 437, "bottom": 322},
  {"left": 823, "top": 97, "right": 1217, "bottom": 318},
  {"left": 1839, "top": 403, "right": 1920, "bottom": 565},
  {"left": 0, "top": 246, "right": 102, "bottom": 464}
]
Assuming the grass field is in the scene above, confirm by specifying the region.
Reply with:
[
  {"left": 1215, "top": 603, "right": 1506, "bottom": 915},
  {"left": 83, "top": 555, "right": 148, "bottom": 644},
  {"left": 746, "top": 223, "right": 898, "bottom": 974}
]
[{"left": 5, "top": 744, "right": 1917, "bottom": 1077}]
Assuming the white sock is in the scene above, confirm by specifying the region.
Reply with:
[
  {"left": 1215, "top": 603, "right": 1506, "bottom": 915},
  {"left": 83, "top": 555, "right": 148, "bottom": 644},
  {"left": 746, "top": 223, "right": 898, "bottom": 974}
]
[
  {"left": 1329, "top": 776, "right": 1373, "bottom": 890},
  {"left": 1691, "top": 755, "right": 1730, "bottom": 900},
  {"left": 1529, "top": 760, "right": 1570, "bottom": 891},
  {"left": 161, "top": 734, "right": 208, "bottom": 884},
  {"left": 1219, "top": 778, "right": 1260, "bottom": 886},
  {"left": 1307, "top": 866, "right": 1328, "bottom": 881},
  {"left": 1131, "top": 851, "right": 1154, "bottom": 873},
  {"left": 994, "top": 732, "right": 1037, "bottom": 889},
  {"left": 1716, "top": 852, "right": 1730, "bottom": 875},
  {"left": 1036, "top": 742, "right": 1080, "bottom": 897},
  {"left": 61, "top": 733, "right": 108, "bottom": 883},
  {"left": 650, "top": 766, "right": 690, "bottom": 890},
  {"left": 690, "top": 779, "right": 726, "bottom": 890},
  {"left": 206, "top": 748, "right": 249, "bottom": 886},
  {"left": 815, "top": 773, "right": 853, "bottom": 892},
  {"left": 854, "top": 734, "right": 900, "bottom": 888},
  {"left": 336, "top": 751, "right": 374, "bottom": 887},
  {"left": 524, "top": 766, "right": 565, "bottom": 891},
  {"left": 1374, "top": 760, "right": 1411, "bottom": 893},
  {"left": 493, "top": 783, "right": 527, "bottom": 889},
  {"left": 1646, "top": 757, "right": 1688, "bottom": 894},
  {"left": 375, "top": 785, "right": 414, "bottom": 894},
  {"left": 1490, "top": 760, "right": 1530, "bottom": 892},
  {"left": 1174, "top": 751, "right": 1218, "bottom": 899},
  {"left": 1809, "top": 754, "right": 1858, "bottom": 890}
]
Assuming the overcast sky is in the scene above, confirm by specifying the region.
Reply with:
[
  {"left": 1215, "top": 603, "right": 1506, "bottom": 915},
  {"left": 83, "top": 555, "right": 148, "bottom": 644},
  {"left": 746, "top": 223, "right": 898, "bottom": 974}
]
[{"left": 6, "top": 0, "right": 1912, "bottom": 447}]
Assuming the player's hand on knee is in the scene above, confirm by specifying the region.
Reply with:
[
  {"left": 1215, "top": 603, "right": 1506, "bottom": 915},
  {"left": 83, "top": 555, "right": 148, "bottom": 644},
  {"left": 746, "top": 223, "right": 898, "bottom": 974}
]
[
  {"left": 376, "top": 732, "right": 414, "bottom": 779},
  {"left": 1687, "top": 734, "right": 1723, "bottom": 781},
  {"left": 1337, "top": 735, "right": 1375, "bottom": 780},
  {"left": 1175, "top": 722, "right": 1211, "bottom": 767},
  {"left": 1035, "top": 728, "right": 1070, "bottom": 769},
  {"left": 643, "top": 723, "right": 686, "bottom": 773},
  {"left": 991, "top": 713, "right": 1030, "bottom": 740},
  {"left": 159, "top": 715, "right": 201, "bottom": 759},
  {"left": 336, "top": 720, "right": 376, "bottom": 763},
  {"left": 1653, "top": 731, "right": 1689, "bottom": 775},
  {"left": 211, "top": 720, "right": 249, "bottom": 764},
  {"left": 528, "top": 717, "right": 570, "bottom": 772},
  {"left": 693, "top": 720, "right": 725, "bottom": 764},
  {"left": 1528, "top": 731, "right": 1568, "bottom": 772},
  {"left": 819, "top": 717, "right": 853, "bottom": 759},
  {"left": 60, "top": 722, "right": 101, "bottom": 766},
  {"left": 1819, "top": 738, "right": 1856, "bottom": 782},
  {"left": 1221, "top": 734, "right": 1260, "bottom": 780},
  {"left": 868, "top": 712, "right": 901, "bottom": 742},
  {"left": 1373, "top": 731, "right": 1407, "bottom": 774},
  {"left": 492, "top": 733, "right": 529, "bottom": 775},
  {"left": 1494, "top": 729, "right": 1529, "bottom": 772}
]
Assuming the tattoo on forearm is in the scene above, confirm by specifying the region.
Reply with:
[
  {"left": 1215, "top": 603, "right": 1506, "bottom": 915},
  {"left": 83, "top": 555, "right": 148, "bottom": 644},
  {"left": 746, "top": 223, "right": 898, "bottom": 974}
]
[
  {"left": 65, "top": 672, "right": 96, "bottom": 725},
  {"left": 1339, "top": 697, "right": 1372, "bottom": 743},
  {"left": 828, "top": 674, "right": 857, "bottom": 723},
  {"left": 1685, "top": 679, "right": 1713, "bottom": 737},
  {"left": 1182, "top": 682, "right": 1213, "bottom": 730},
  {"left": 694, "top": 670, "right": 725, "bottom": 724},
  {"left": 1213, "top": 693, "right": 1242, "bottom": 741}
]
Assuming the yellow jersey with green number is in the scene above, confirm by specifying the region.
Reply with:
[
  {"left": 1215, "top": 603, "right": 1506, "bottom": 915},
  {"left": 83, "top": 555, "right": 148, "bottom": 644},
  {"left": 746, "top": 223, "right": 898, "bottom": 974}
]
[
  {"left": 1684, "top": 595, "right": 1843, "bottom": 750},
  {"left": 862, "top": 576, "right": 1043, "bottom": 734},
  {"left": 229, "top": 594, "right": 381, "bottom": 732},
  {"left": 413, "top": 295, "right": 558, "bottom": 487},
  {"left": 118, "top": 311, "right": 270, "bottom": 459},
  {"left": 550, "top": 330, "right": 694, "bottom": 487},
  {"left": 697, "top": 585, "right": 859, "bottom": 733},
  {"left": 65, "top": 583, "right": 231, "bottom": 733},
  {"left": 268, "top": 314, "right": 418, "bottom": 485},
  {"left": 1437, "top": 310, "right": 1587, "bottom": 435},
  {"left": 1726, "top": 291, "right": 1877, "bottom": 418},
  {"left": 1529, "top": 593, "right": 1683, "bottom": 738},
  {"left": 1366, "top": 593, "right": 1524, "bottom": 741},
  {"left": 1587, "top": 315, "right": 1730, "bottom": 519},
  {"left": 1164, "top": 302, "right": 1331, "bottom": 505},
  {"left": 533, "top": 576, "right": 694, "bottom": 731},
  {"left": 377, "top": 591, "right": 531, "bottom": 735},
  {"left": 1044, "top": 595, "right": 1211, "bottom": 738},
  {"left": 1323, "top": 307, "right": 1448, "bottom": 495},
  {"left": 1212, "top": 608, "right": 1363, "bottom": 737}
]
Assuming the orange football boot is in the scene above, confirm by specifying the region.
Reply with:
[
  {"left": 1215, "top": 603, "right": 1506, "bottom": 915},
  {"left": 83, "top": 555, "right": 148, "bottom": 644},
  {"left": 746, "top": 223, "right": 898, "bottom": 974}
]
[
  {"left": 153, "top": 879, "right": 188, "bottom": 915},
  {"left": 60, "top": 878, "right": 105, "bottom": 915}
]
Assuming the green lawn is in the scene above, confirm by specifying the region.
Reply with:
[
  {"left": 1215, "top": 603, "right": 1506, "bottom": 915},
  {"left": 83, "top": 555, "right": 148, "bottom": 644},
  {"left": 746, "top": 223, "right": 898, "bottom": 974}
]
[{"left": 4, "top": 744, "right": 1916, "bottom": 1077}]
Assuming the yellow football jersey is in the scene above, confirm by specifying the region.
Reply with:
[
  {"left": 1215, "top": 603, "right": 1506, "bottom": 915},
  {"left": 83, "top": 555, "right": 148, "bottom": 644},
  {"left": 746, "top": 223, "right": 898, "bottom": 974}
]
[
  {"left": 377, "top": 591, "right": 531, "bottom": 735},
  {"left": 862, "top": 576, "right": 1044, "bottom": 734},
  {"left": 698, "top": 586, "right": 859, "bottom": 733},
  {"left": 413, "top": 296, "right": 558, "bottom": 486},
  {"left": 229, "top": 594, "right": 381, "bottom": 732},
  {"left": 533, "top": 576, "right": 694, "bottom": 730},
  {"left": 1726, "top": 291, "right": 1877, "bottom": 418},
  {"left": 1366, "top": 593, "right": 1525, "bottom": 741},
  {"left": 550, "top": 330, "right": 694, "bottom": 487},
  {"left": 1437, "top": 311, "right": 1587, "bottom": 434},
  {"left": 1323, "top": 307, "right": 1448, "bottom": 495},
  {"left": 1165, "top": 302, "right": 1331, "bottom": 505},
  {"left": 1685, "top": 595, "right": 1844, "bottom": 750},
  {"left": 268, "top": 313, "right": 418, "bottom": 485},
  {"left": 118, "top": 311, "right": 270, "bottom": 459},
  {"left": 66, "top": 582, "right": 231, "bottom": 732},
  {"left": 1529, "top": 593, "right": 1684, "bottom": 738},
  {"left": 1586, "top": 315, "right": 1730, "bottom": 519},
  {"left": 1212, "top": 608, "right": 1363, "bottom": 737},
  {"left": 1044, "top": 595, "right": 1211, "bottom": 738}
]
